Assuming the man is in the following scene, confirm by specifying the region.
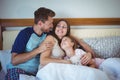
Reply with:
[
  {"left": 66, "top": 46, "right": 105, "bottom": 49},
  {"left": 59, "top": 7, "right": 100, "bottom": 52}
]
[{"left": 5, "top": 7, "right": 55, "bottom": 80}]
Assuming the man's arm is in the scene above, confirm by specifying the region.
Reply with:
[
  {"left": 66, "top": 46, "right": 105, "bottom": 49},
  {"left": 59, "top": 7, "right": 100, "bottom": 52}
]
[
  {"left": 11, "top": 36, "right": 53, "bottom": 66},
  {"left": 11, "top": 44, "right": 49, "bottom": 66}
]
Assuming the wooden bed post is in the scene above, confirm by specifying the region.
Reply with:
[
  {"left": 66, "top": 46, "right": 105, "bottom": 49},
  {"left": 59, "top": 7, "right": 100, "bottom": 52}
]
[
  {"left": 0, "top": 19, "right": 3, "bottom": 50},
  {"left": 0, "top": 26, "right": 3, "bottom": 50},
  {"left": 0, "top": 26, "right": 2, "bottom": 50}
]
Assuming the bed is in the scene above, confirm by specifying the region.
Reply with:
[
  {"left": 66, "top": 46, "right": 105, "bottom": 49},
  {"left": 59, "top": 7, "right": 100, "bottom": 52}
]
[{"left": 0, "top": 18, "right": 120, "bottom": 80}]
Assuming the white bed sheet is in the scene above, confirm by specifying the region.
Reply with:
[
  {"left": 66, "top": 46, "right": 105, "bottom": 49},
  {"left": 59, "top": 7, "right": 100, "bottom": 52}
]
[
  {"left": 20, "top": 58, "right": 120, "bottom": 80},
  {"left": 99, "top": 58, "right": 120, "bottom": 80},
  {"left": 36, "top": 63, "right": 109, "bottom": 80}
]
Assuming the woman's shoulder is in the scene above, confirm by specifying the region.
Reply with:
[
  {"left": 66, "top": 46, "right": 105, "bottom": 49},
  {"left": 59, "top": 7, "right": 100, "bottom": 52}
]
[
  {"left": 45, "top": 35, "right": 56, "bottom": 43},
  {"left": 46, "top": 35, "right": 55, "bottom": 39}
]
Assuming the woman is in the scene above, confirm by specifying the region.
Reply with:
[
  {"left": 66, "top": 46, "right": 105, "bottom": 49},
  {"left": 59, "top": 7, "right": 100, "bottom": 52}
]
[
  {"left": 40, "top": 19, "right": 94, "bottom": 67},
  {"left": 36, "top": 19, "right": 109, "bottom": 80}
]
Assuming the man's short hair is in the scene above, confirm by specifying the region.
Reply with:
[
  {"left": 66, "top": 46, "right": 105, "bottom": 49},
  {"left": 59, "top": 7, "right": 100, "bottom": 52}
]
[{"left": 34, "top": 7, "right": 55, "bottom": 24}]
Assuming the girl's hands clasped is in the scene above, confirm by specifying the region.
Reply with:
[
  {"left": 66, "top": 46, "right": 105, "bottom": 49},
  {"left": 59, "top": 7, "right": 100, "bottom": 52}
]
[{"left": 80, "top": 52, "right": 92, "bottom": 65}]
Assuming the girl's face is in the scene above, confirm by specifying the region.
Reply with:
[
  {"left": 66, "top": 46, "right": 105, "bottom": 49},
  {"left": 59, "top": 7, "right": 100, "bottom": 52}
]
[
  {"left": 61, "top": 37, "right": 74, "bottom": 49},
  {"left": 55, "top": 21, "right": 68, "bottom": 39}
]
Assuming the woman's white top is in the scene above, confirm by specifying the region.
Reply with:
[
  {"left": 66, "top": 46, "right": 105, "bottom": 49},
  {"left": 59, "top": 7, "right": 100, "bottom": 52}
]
[{"left": 51, "top": 38, "right": 65, "bottom": 59}]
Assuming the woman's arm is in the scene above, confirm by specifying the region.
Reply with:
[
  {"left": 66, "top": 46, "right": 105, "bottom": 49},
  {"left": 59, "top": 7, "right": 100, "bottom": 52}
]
[
  {"left": 71, "top": 35, "right": 96, "bottom": 65},
  {"left": 71, "top": 35, "right": 95, "bottom": 57},
  {"left": 40, "top": 35, "right": 71, "bottom": 66}
]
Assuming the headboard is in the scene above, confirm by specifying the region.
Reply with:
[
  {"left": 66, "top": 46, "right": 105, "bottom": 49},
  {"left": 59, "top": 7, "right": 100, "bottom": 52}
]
[{"left": 0, "top": 18, "right": 120, "bottom": 50}]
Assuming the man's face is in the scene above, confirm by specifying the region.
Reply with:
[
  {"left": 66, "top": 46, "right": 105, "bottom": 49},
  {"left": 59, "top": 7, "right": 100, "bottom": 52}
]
[{"left": 42, "top": 16, "right": 53, "bottom": 32}]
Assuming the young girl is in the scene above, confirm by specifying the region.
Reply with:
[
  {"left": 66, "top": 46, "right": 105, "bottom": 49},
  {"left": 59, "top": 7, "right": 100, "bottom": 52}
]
[{"left": 60, "top": 36, "right": 104, "bottom": 68}]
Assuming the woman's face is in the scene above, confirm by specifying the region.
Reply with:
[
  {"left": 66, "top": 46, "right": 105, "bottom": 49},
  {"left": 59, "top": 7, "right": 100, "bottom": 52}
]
[
  {"left": 61, "top": 37, "right": 74, "bottom": 49},
  {"left": 55, "top": 21, "right": 68, "bottom": 39}
]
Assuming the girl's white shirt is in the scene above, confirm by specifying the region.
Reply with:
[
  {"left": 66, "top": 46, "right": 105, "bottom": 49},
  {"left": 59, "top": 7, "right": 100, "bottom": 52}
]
[{"left": 70, "top": 49, "right": 86, "bottom": 65}]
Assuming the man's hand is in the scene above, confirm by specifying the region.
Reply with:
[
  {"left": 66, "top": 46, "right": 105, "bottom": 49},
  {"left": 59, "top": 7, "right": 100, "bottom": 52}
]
[{"left": 38, "top": 41, "right": 53, "bottom": 53}]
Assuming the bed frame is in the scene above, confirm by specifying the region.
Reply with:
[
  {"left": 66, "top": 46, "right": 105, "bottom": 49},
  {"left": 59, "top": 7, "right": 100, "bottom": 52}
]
[{"left": 0, "top": 18, "right": 120, "bottom": 50}]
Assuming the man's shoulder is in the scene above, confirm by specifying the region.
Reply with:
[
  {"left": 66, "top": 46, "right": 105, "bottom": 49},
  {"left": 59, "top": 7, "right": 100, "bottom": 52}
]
[
  {"left": 19, "top": 27, "right": 33, "bottom": 34},
  {"left": 21, "top": 27, "right": 33, "bottom": 32},
  {"left": 16, "top": 27, "right": 33, "bottom": 38}
]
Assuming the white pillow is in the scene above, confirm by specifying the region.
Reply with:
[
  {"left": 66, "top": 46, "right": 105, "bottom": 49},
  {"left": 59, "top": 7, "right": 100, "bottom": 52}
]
[
  {"left": 84, "top": 36, "right": 120, "bottom": 58},
  {"left": 0, "top": 50, "right": 11, "bottom": 73}
]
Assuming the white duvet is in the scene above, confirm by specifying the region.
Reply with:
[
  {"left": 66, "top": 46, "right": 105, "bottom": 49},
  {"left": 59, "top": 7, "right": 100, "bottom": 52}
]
[
  {"left": 36, "top": 63, "right": 109, "bottom": 80},
  {"left": 99, "top": 58, "right": 120, "bottom": 80},
  {"left": 20, "top": 58, "right": 120, "bottom": 80}
]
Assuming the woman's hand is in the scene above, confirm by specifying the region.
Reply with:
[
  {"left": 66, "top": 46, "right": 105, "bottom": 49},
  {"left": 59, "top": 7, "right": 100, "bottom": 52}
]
[{"left": 80, "top": 52, "right": 92, "bottom": 65}]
